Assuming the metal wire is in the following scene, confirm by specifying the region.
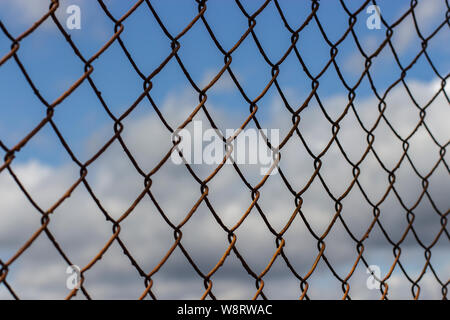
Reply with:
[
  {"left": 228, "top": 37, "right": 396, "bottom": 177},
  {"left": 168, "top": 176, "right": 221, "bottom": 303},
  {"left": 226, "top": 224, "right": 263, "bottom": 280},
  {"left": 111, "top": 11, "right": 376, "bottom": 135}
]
[{"left": 0, "top": 0, "right": 448, "bottom": 300}]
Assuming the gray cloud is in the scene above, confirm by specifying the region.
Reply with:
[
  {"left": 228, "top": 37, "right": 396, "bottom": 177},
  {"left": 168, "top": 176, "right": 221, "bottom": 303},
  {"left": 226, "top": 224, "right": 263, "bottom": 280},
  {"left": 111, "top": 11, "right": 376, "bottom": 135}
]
[{"left": 0, "top": 78, "right": 448, "bottom": 300}]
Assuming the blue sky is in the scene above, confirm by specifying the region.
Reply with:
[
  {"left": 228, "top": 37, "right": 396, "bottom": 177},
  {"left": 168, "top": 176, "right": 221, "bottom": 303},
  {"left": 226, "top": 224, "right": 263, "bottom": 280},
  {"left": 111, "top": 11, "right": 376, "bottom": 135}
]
[
  {"left": 0, "top": 1, "right": 448, "bottom": 299},
  {"left": 0, "top": 0, "right": 448, "bottom": 166}
]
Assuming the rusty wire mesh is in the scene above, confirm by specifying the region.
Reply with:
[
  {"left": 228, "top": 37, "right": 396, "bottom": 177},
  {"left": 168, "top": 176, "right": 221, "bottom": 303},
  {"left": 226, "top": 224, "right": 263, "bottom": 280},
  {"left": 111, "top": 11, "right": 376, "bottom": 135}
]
[{"left": 0, "top": 0, "right": 449, "bottom": 300}]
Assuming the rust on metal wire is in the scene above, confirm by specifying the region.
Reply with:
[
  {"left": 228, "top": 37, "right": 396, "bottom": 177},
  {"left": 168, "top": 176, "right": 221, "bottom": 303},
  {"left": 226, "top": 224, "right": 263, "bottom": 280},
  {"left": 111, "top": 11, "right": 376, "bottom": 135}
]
[{"left": 0, "top": 0, "right": 449, "bottom": 300}]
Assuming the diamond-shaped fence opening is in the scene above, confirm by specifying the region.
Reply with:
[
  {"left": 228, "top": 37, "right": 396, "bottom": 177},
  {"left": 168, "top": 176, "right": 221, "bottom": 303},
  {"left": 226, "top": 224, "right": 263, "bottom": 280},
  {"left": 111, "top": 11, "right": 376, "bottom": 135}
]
[{"left": 0, "top": 0, "right": 448, "bottom": 300}]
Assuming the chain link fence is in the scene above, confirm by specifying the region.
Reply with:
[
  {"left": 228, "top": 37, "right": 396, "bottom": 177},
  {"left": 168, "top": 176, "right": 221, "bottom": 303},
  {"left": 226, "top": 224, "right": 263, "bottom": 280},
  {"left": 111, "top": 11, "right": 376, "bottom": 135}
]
[{"left": 0, "top": 0, "right": 448, "bottom": 299}]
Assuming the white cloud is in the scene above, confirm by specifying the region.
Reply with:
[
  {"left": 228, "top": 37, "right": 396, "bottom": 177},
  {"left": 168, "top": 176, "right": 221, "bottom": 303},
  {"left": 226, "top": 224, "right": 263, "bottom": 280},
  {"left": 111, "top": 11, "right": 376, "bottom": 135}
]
[
  {"left": 0, "top": 78, "right": 448, "bottom": 299},
  {"left": 391, "top": 0, "right": 444, "bottom": 53},
  {"left": 0, "top": 0, "right": 83, "bottom": 27},
  {"left": 0, "top": 0, "right": 50, "bottom": 25},
  {"left": 343, "top": 1, "right": 448, "bottom": 75},
  {"left": 200, "top": 69, "right": 237, "bottom": 93}
]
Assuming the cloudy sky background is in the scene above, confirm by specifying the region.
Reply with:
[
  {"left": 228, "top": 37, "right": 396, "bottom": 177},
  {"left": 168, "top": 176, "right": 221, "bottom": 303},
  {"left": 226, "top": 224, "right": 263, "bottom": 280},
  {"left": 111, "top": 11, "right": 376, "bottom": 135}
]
[{"left": 0, "top": 0, "right": 448, "bottom": 299}]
